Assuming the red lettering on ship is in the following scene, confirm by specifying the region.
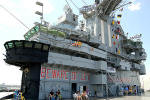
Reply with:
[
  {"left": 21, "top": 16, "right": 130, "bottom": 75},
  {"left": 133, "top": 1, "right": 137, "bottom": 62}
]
[
  {"left": 46, "top": 68, "right": 52, "bottom": 79},
  {"left": 57, "top": 70, "right": 60, "bottom": 79},
  {"left": 52, "top": 69, "right": 57, "bottom": 78},
  {"left": 65, "top": 71, "right": 69, "bottom": 80},
  {"left": 71, "top": 72, "right": 76, "bottom": 80},
  {"left": 61, "top": 70, "right": 65, "bottom": 79},
  {"left": 81, "top": 72, "right": 86, "bottom": 80},
  {"left": 41, "top": 67, "right": 46, "bottom": 78},
  {"left": 41, "top": 67, "right": 90, "bottom": 81}
]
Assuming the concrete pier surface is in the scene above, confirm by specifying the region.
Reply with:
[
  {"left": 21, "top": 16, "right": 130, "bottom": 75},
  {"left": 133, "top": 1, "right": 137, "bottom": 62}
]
[
  {"left": 65, "top": 92, "right": 150, "bottom": 100},
  {"left": 107, "top": 92, "right": 150, "bottom": 100},
  {"left": 4, "top": 92, "right": 150, "bottom": 100}
]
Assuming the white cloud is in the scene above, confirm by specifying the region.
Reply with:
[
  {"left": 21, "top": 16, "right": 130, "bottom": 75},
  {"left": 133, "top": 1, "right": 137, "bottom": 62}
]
[{"left": 128, "top": 2, "right": 141, "bottom": 11}]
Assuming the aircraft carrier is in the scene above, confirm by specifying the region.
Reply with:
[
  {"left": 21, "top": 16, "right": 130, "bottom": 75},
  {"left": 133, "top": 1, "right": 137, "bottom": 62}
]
[{"left": 3, "top": 0, "right": 147, "bottom": 99}]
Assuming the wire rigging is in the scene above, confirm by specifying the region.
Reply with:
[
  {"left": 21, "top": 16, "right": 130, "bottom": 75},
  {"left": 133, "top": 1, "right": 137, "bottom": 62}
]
[
  {"left": 0, "top": 5, "right": 29, "bottom": 29},
  {"left": 64, "top": 0, "right": 71, "bottom": 9},
  {"left": 81, "top": 0, "right": 88, "bottom": 5},
  {"left": 69, "top": 0, "right": 79, "bottom": 10}
]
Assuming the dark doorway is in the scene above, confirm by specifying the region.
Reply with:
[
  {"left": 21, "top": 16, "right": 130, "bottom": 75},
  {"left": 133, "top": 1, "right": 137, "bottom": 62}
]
[
  {"left": 83, "top": 86, "right": 86, "bottom": 91},
  {"left": 72, "top": 83, "right": 77, "bottom": 93}
]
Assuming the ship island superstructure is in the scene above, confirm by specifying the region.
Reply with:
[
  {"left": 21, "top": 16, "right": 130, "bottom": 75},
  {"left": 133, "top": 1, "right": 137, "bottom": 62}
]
[{"left": 4, "top": 0, "right": 146, "bottom": 99}]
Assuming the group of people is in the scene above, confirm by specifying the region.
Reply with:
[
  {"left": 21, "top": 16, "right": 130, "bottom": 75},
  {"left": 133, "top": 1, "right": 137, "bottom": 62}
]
[
  {"left": 124, "top": 86, "right": 138, "bottom": 95},
  {"left": 73, "top": 91, "right": 88, "bottom": 100},
  {"left": 49, "top": 89, "right": 62, "bottom": 100}
]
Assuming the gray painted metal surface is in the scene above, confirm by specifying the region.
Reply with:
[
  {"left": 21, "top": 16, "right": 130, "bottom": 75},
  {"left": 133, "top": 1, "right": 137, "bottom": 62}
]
[{"left": 25, "top": 0, "right": 147, "bottom": 99}]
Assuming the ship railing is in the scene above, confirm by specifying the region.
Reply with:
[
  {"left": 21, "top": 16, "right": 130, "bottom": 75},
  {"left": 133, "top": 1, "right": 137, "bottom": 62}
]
[
  {"left": 51, "top": 25, "right": 89, "bottom": 37},
  {"left": 137, "top": 55, "right": 147, "bottom": 61},
  {"left": 24, "top": 24, "right": 66, "bottom": 40},
  {"left": 123, "top": 39, "right": 143, "bottom": 50},
  {"left": 80, "top": 5, "right": 95, "bottom": 14}
]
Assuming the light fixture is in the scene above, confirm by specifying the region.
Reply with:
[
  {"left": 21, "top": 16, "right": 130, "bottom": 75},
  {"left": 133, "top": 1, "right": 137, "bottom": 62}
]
[
  {"left": 35, "top": 11, "right": 43, "bottom": 16},
  {"left": 35, "top": 1, "right": 44, "bottom": 24},
  {"left": 36, "top": 2, "right": 43, "bottom": 6}
]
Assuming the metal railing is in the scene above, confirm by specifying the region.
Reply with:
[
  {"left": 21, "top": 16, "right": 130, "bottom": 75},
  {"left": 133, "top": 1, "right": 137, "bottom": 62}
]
[{"left": 24, "top": 24, "right": 66, "bottom": 40}]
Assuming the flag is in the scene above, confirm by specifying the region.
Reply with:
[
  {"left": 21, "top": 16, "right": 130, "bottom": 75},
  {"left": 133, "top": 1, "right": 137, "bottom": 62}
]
[
  {"left": 117, "top": 14, "right": 122, "bottom": 18},
  {"left": 72, "top": 41, "right": 82, "bottom": 47},
  {"left": 116, "top": 35, "right": 119, "bottom": 40},
  {"left": 72, "top": 41, "right": 76, "bottom": 46},
  {"left": 116, "top": 48, "right": 118, "bottom": 53},
  {"left": 113, "top": 41, "right": 116, "bottom": 45},
  {"left": 117, "top": 28, "right": 121, "bottom": 33},
  {"left": 116, "top": 35, "right": 118, "bottom": 39},
  {"left": 112, "top": 34, "right": 115, "bottom": 39},
  {"left": 117, "top": 21, "right": 120, "bottom": 24},
  {"left": 112, "top": 20, "right": 115, "bottom": 25},
  {"left": 118, "top": 49, "right": 120, "bottom": 54},
  {"left": 78, "top": 41, "right": 82, "bottom": 47},
  {"left": 112, "top": 15, "right": 115, "bottom": 19},
  {"left": 120, "top": 8, "right": 123, "bottom": 11}
]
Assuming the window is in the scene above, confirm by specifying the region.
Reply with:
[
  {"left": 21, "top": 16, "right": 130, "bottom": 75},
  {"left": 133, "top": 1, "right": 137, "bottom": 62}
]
[
  {"left": 34, "top": 43, "right": 42, "bottom": 49},
  {"left": 34, "top": 25, "right": 39, "bottom": 32},
  {"left": 43, "top": 45, "right": 49, "bottom": 51},
  {"left": 25, "top": 42, "right": 33, "bottom": 48},
  {"left": 8, "top": 42, "right": 14, "bottom": 48},
  {"left": 15, "top": 42, "right": 23, "bottom": 47},
  {"left": 31, "top": 29, "right": 35, "bottom": 34}
]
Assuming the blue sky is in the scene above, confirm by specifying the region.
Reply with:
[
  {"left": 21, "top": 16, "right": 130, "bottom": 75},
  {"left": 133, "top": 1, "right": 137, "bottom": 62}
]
[{"left": 0, "top": 0, "right": 149, "bottom": 85}]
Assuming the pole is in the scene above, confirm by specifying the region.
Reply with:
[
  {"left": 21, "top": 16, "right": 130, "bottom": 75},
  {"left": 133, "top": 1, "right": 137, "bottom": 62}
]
[
  {"left": 106, "top": 72, "right": 109, "bottom": 100},
  {"left": 35, "top": 1, "right": 43, "bottom": 24},
  {"left": 41, "top": 5, "right": 43, "bottom": 24}
]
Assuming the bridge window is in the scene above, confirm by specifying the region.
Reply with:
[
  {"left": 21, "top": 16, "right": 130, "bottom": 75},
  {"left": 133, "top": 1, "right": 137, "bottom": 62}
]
[
  {"left": 15, "top": 42, "right": 23, "bottom": 47},
  {"left": 34, "top": 43, "right": 42, "bottom": 49},
  {"left": 8, "top": 42, "right": 14, "bottom": 48},
  {"left": 43, "top": 45, "right": 49, "bottom": 51},
  {"left": 25, "top": 42, "right": 33, "bottom": 48}
]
